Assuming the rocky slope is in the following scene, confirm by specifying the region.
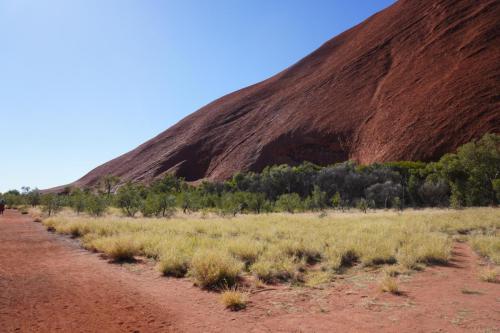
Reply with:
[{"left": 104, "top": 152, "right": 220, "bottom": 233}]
[{"left": 71, "top": 0, "right": 500, "bottom": 187}]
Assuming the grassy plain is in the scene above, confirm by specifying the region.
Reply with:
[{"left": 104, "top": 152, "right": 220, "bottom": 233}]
[{"left": 43, "top": 208, "right": 499, "bottom": 289}]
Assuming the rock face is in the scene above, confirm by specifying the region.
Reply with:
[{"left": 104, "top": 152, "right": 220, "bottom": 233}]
[{"left": 73, "top": 0, "right": 500, "bottom": 187}]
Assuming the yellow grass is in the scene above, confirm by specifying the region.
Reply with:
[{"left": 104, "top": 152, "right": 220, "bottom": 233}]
[
  {"left": 469, "top": 235, "right": 500, "bottom": 264},
  {"left": 220, "top": 288, "right": 247, "bottom": 311},
  {"left": 189, "top": 250, "right": 243, "bottom": 289},
  {"left": 379, "top": 275, "right": 400, "bottom": 294},
  {"left": 43, "top": 208, "right": 499, "bottom": 288}
]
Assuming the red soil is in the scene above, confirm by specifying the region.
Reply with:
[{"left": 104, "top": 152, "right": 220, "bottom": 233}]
[
  {"left": 1, "top": 209, "right": 499, "bottom": 332},
  {"left": 63, "top": 0, "right": 499, "bottom": 189}
]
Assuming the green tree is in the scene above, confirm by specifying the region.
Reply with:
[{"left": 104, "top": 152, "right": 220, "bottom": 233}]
[
  {"left": 42, "top": 194, "right": 63, "bottom": 216},
  {"left": 177, "top": 191, "right": 200, "bottom": 214},
  {"left": 356, "top": 198, "right": 368, "bottom": 213},
  {"left": 3, "top": 190, "right": 22, "bottom": 208},
  {"left": 100, "top": 175, "right": 120, "bottom": 196},
  {"left": 331, "top": 192, "right": 344, "bottom": 211},
  {"left": 245, "top": 192, "right": 269, "bottom": 214},
  {"left": 115, "top": 183, "right": 142, "bottom": 217},
  {"left": 26, "top": 188, "right": 41, "bottom": 207},
  {"left": 392, "top": 196, "right": 402, "bottom": 211},
  {"left": 493, "top": 179, "right": 500, "bottom": 202},
  {"left": 70, "top": 188, "right": 87, "bottom": 215},
  {"left": 86, "top": 193, "right": 108, "bottom": 216},
  {"left": 151, "top": 174, "right": 183, "bottom": 193},
  {"left": 306, "top": 186, "right": 328, "bottom": 211},
  {"left": 141, "top": 192, "right": 176, "bottom": 217},
  {"left": 437, "top": 134, "right": 499, "bottom": 206}
]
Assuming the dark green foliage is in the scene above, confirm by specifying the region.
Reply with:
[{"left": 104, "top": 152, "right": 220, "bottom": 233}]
[
  {"left": 365, "top": 181, "right": 402, "bottom": 209},
  {"left": 13, "top": 134, "right": 499, "bottom": 215},
  {"left": 493, "top": 179, "right": 500, "bottom": 202},
  {"left": 356, "top": 198, "right": 369, "bottom": 213}
]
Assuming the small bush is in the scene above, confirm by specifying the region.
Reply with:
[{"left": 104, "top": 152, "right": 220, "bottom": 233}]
[
  {"left": 323, "top": 246, "right": 358, "bottom": 271},
  {"left": 250, "top": 255, "right": 298, "bottom": 283},
  {"left": 90, "top": 236, "right": 139, "bottom": 261},
  {"left": 86, "top": 194, "right": 108, "bottom": 216},
  {"left": 227, "top": 240, "right": 262, "bottom": 266},
  {"left": 278, "top": 240, "right": 322, "bottom": 264},
  {"left": 383, "top": 265, "right": 403, "bottom": 277},
  {"left": 220, "top": 289, "right": 247, "bottom": 311},
  {"left": 379, "top": 275, "right": 400, "bottom": 294},
  {"left": 189, "top": 250, "right": 243, "bottom": 289},
  {"left": 157, "top": 249, "right": 190, "bottom": 277},
  {"left": 304, "top": 271, "right": 333, "bottom": 287},
  {"left": 275, "top": 193, "right": 302, "bottom": 213}
]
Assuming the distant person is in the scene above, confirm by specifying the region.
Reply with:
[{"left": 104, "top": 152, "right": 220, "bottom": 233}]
[{"left": 0, "top": 199, "right": 5, "bottom": 215}]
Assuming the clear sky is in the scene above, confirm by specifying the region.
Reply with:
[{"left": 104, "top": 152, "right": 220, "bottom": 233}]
[{"left": 0, "top": 0, "right": 395, "bottom": 192}]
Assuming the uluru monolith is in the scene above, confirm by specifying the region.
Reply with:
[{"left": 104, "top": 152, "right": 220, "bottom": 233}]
[{"left": 69, "top": 0, "right": 500, "bottom": 188}]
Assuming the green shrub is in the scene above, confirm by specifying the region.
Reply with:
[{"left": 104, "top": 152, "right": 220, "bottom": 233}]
[
  {"left": 85, "top": 194, "right": 108, "bottom": 216},
  {"left": 275, "top": 193, "right": 302, "bottom": 213}
]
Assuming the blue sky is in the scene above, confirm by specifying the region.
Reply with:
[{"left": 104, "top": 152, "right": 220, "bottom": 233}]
[{"left": 0, "top": 0, "right": 395, "bottom": 192}]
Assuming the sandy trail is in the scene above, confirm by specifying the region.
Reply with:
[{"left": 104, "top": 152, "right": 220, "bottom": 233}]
[{"left": 0, "top": 209, "right": 499, "bottom": 333}]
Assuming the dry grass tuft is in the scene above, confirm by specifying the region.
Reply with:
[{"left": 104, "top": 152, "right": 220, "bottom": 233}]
[
  {"left": 470, "top": 236, "right": 500, "bottom": 264},
  {"left": 220, "top": 288, "right": 247, "bottom": 311},
  {"left": 379, "top": 275, "right": 400, "bottom": 295},
  {"left": 189, "top": 250, "right": 243, "bottom": 289},
  {"left": 157, "top": 249, "right": 190, "bottom": 277},
  {"left": 479, "top": 267, "right": 498, "bottom": 283},
  {"left": 90, "top": 236, "right": 139, "bottom": 261},
  {"left": 304, "top": 271, "right": 333, "bottom": 288}
]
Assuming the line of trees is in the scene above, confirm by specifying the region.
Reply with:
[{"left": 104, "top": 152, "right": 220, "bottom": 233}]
[{"left": 1, "top": 134, "right": 498, "bottom": 217}]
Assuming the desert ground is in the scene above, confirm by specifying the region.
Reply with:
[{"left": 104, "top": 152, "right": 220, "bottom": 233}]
[{"left": 0, "top": 208, "right": 498, "bottom": 332}]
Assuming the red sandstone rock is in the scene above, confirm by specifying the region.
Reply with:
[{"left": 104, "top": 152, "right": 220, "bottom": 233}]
[{"left": 71, "top": 0, "right": 500, "bottom": 188}]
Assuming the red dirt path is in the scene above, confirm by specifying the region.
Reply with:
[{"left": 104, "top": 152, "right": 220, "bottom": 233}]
[{"left": 0, "top": 209, "right": 499, "bottom": 332}]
